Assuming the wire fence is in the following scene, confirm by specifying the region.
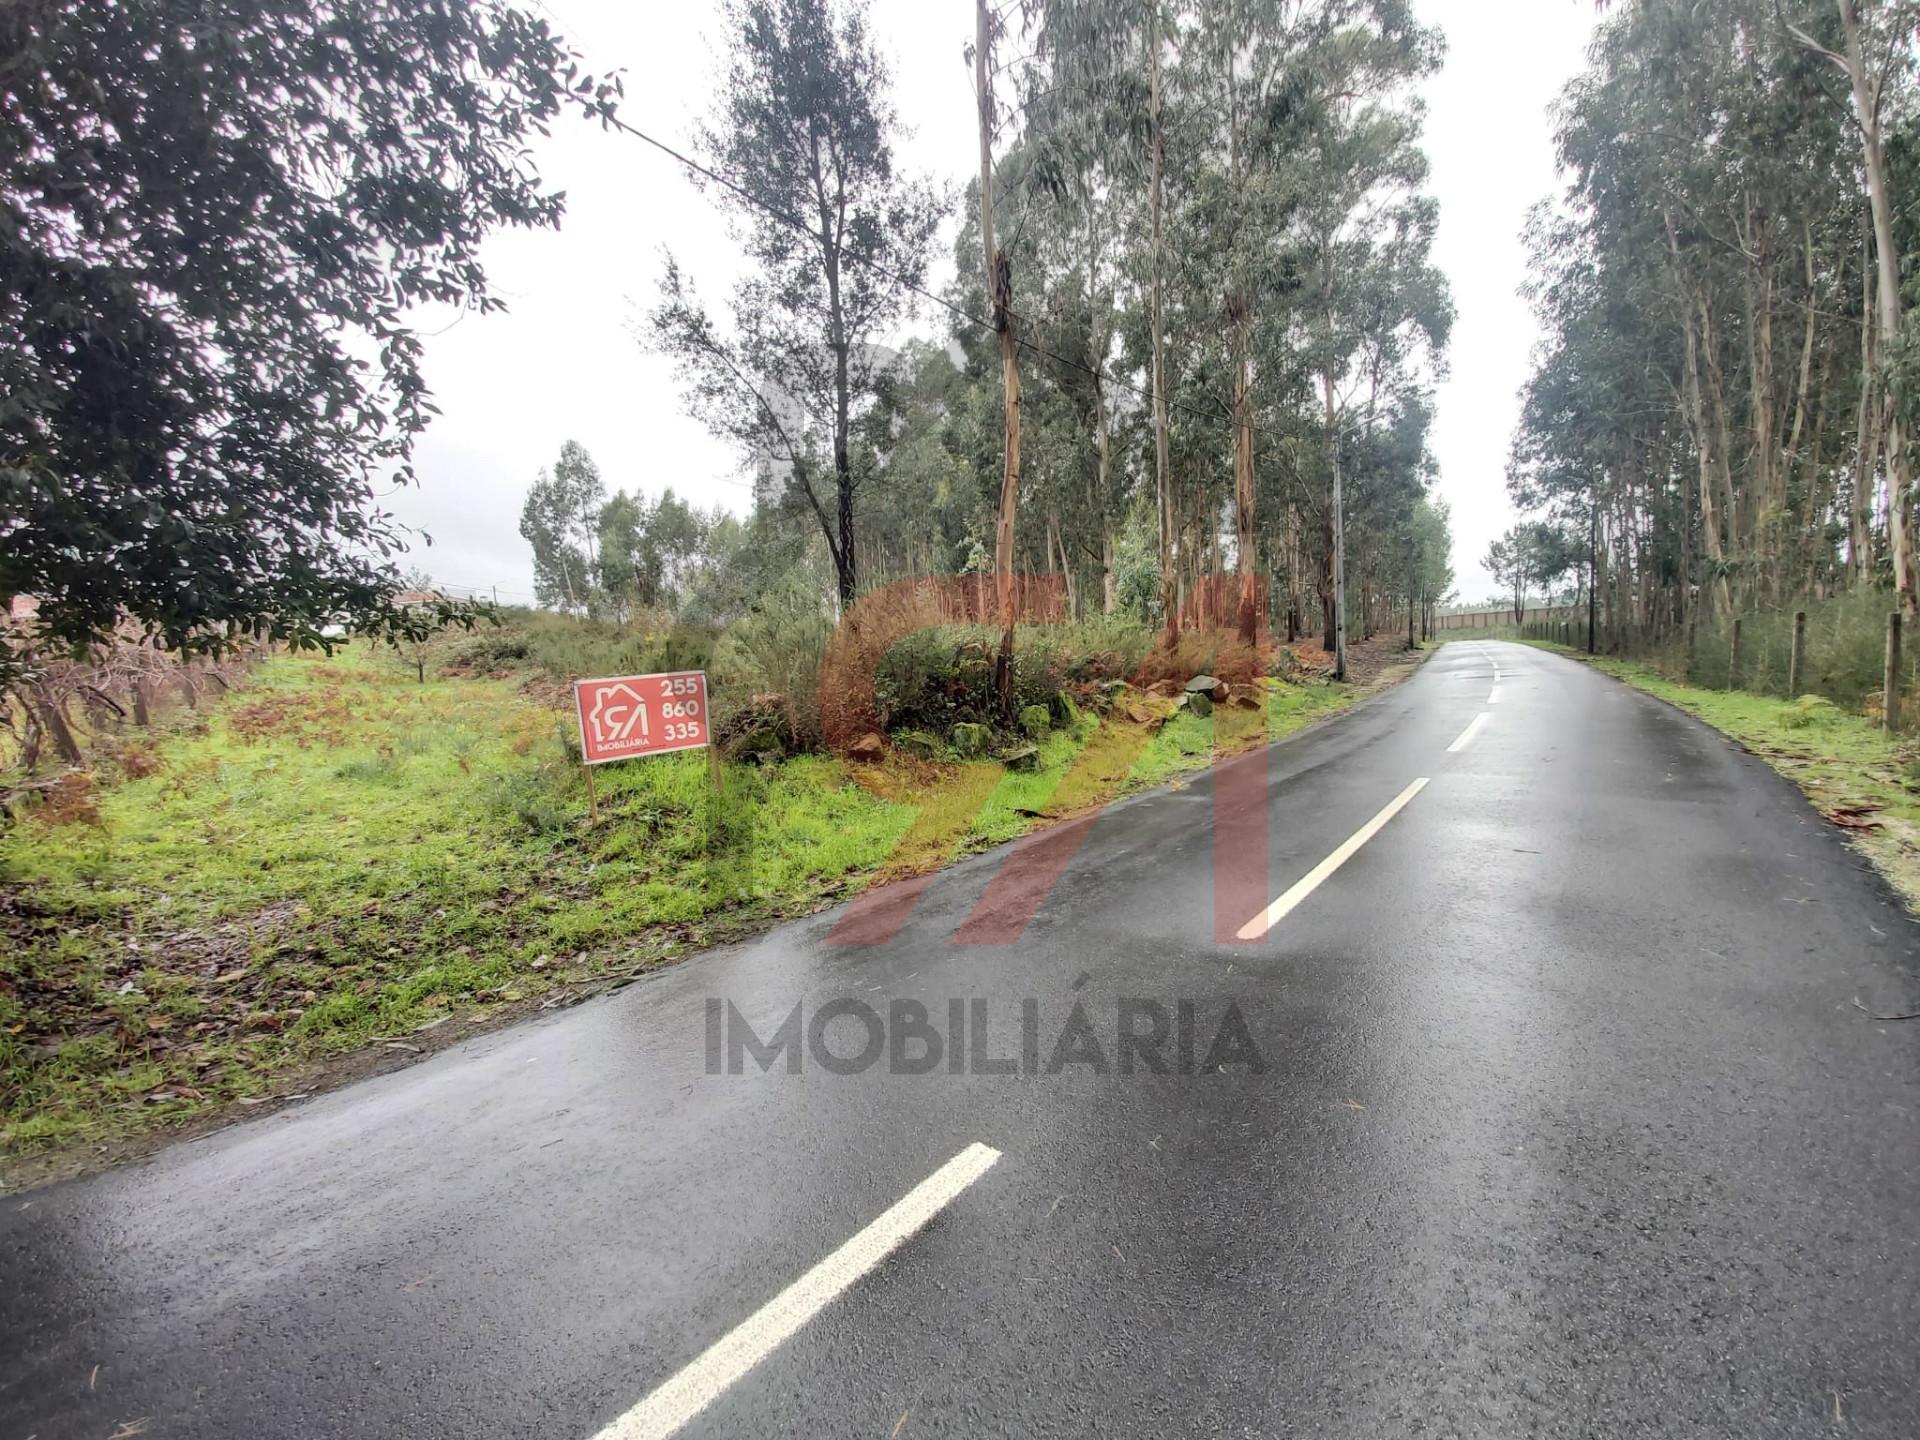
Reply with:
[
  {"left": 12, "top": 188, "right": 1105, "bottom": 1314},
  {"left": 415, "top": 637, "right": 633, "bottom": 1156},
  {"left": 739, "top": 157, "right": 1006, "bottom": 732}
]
[{"left": 1512, "top": 589, "right": 1920, "bottom": 728}]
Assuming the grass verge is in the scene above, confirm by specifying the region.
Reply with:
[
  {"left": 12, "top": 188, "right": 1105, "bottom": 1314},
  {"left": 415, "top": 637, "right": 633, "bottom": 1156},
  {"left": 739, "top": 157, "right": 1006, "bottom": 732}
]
[
  {"left": 1509, "top": 640, "right": 1920, "bottom": 910},
  {"left": 0, "top": 643, "right": 1415, "bottom": 1183}
]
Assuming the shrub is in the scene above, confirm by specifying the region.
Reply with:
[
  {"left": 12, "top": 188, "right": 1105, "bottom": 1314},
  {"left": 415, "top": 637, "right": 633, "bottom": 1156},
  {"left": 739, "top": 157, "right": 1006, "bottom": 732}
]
[
  {"left": 709, "top": 574, "right": 834, "bottom": 752},
  {"left": 441, "top": 608, "right": 716, "bottom": 686},
  {"left": 869, "top": 617, "right": 1154, "bottom": 738},
  {"left": 1779, "top": 695, "right": 1840, "bottom": 729}
]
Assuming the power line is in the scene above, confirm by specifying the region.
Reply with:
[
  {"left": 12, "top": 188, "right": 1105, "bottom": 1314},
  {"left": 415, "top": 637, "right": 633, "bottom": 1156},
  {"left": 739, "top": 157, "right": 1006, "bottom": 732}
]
[{"left": 605, "top": 113, "right": 1284, "bottom": 446}]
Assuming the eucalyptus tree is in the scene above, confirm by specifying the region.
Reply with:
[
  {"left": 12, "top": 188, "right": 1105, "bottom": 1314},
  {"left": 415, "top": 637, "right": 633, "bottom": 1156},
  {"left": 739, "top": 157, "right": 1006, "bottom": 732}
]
[
  {"left": 649, "top": 0, "right": 945, "bottom": 610},
  {"left": 1519, "top": 0, "right": 1907, "bottom": 646},
  {"left": 1282, "top": 1, "right": 1448, "bottom": 672},
  {"left": 1026, "top": 0, "right": 1185, "bottom": 637},
  {"left": 974, "top": 0, "right": 1027, "bottom": 712},
  {"left": 519, "top": 441, "right": 606, "bottom": 615},
  {"left": 1780, "top": 0, "right": 1920, "bottom": 611}
]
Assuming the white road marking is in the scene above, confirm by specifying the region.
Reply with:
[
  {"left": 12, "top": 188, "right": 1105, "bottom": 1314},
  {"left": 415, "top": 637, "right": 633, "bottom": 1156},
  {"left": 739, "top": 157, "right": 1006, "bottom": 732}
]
[
  {"left": 593, "top": 1142, "right": 1001, "bottom": 1440},
  {"left": 1447, "top": 712, "right": 1492, "bottom": 753},
  {"left": 1236, "top": 778, "right": 1430, "bottom": 941},
  {"left": 1487, "top": 686, "right": 1499, "bottom": 704}
]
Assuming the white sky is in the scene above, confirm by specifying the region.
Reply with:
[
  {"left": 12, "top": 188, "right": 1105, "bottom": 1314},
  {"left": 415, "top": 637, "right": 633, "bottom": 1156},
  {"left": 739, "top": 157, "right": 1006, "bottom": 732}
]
[{"left": 391, "top": 0, "right": 1600, "bottom": 608}]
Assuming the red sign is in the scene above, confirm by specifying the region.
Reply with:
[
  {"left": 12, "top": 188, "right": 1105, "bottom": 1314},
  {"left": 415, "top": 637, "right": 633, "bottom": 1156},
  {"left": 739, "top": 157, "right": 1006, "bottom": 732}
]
[{"left": 573, "top": 671, "right": 710, "bottom": 765}]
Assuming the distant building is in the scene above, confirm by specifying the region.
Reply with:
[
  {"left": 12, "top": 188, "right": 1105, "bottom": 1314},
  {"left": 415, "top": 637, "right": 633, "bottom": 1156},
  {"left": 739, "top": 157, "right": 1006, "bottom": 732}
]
[{"left": 391, "top": 589, "right": 446, "bottom": 611}]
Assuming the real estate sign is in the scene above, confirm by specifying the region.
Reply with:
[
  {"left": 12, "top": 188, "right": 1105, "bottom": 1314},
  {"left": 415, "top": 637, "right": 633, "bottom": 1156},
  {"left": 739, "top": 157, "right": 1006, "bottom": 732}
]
[{"left": 573, "top": 671, "right": 709, "bottom": 765}]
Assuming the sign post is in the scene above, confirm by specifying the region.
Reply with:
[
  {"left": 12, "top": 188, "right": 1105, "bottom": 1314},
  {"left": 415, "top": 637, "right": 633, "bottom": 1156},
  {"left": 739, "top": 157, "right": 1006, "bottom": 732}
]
[{"left": 573, "top": 671, "right": 715, "bottom": 822}]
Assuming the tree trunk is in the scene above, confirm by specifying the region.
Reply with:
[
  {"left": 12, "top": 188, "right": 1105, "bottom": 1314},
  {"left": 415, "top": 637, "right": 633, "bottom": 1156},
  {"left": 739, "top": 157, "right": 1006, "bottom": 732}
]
[
  {"left": 34, "top": 689, "right": 83, "bottom": 767},
  {"left": 978, "top": 0, "right": 1021, "bottom": 716},
  {"left": 1323, "top": 368, "right": 1346, "bottom": 679},
  {"left": 1840, "top": 0, "right": 1914, "bottom": 610},
  {"left": 1149, "top": 9, "right": 1176, "bottom": 648},
  {"left": 1225, "top": 4, "right": 1258, "bottom": 645},
  {"left": 1853, "top": 223, "right": 1880, "bottom": 586}
]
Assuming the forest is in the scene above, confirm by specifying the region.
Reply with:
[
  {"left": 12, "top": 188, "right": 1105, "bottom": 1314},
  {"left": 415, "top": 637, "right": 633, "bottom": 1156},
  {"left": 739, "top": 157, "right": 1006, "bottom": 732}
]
[
  {"left": 1502, "top": 0, "right": 1920, "bottom": 697},
  {"left": 521, "top": 0, "right": 1457, "bottom": 691}
]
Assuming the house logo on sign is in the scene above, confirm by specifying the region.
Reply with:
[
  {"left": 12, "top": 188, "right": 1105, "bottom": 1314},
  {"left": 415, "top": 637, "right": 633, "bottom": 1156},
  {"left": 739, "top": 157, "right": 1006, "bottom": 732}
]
[{"left": 585, "top": 682, "right": 649, "bottom": 751}]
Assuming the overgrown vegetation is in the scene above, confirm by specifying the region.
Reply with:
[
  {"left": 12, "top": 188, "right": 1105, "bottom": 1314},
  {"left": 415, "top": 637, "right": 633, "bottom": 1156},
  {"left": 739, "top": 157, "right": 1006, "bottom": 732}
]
[{"left": 0, "top": 619, "right": 1403, "bottom": 1171}]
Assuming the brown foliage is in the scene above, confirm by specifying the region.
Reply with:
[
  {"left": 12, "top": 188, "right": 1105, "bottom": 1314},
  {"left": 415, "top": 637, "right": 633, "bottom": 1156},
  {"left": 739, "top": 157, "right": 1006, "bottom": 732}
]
[{"left": 36, "top": 772, "right": 101, "bottom": 828}]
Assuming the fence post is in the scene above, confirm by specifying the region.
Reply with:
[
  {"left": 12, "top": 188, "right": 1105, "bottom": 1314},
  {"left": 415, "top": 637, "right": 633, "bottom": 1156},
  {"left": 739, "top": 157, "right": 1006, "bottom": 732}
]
[
  {"left": 1728, "top": 617, "right": 1743, "bottom": 691},
  {"left": 1788, "top": 610, "right": 1806, "bottom": 697},
  {"left": 1886, "top": 611, "right": 1902, "bottom": 734}
]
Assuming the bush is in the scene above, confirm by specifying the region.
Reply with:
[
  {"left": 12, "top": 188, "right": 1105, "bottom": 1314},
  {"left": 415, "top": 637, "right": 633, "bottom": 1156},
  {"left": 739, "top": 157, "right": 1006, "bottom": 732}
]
[
  {"left": 441, "top": 608, "right": 715, "bottom": 685},
  {"left": 872, "top": 618, "right": 1153, "bottom": 738},
  {"left": 708, "top": 573, "right": 834, "bottom": 753},
  {"left": 1780, "top": 694, "right": 1841, "bottom": 729}
]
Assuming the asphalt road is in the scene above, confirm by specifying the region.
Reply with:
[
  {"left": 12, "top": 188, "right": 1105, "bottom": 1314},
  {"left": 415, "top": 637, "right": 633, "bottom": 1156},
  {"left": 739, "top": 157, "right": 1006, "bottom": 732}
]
[{"left": 6, "top": 640, "right": 1920, "bottom": 1438}]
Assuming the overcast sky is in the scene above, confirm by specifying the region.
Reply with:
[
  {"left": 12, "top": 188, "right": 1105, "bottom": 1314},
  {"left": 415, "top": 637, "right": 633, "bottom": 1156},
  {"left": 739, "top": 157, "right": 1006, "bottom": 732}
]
[{"left": 391, "top": 0, "right": 1601, "bottom": 608}]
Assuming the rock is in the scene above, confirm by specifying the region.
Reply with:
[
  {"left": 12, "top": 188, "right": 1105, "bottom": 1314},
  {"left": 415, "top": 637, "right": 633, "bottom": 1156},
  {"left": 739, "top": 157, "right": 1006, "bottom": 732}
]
[
  {"left": 846, "top": 731, "right": 887, "bottom": 762},
  {"left": 1186, "top": 691, "right": 1213, "bottom": 718},
  {"left": 895, "top": 730, "right": 940, "bottom": 760},
  {"left": 1002, "top": 744, "right": 1040, "bottom": 771},
  {"left": 1185, "top": 674, "right": 1229, "bottom": 701},
  {"left": 1146, "top": 680, "right": 1177, "bottom": 698},
  {"left": 951, "top": 721, "right": 992, "bottom": 757},
  {"left": 1018, "top": 704, "right": 1052, "bottom": 739},
  {"left": 1049, "top": 691, "right": 1080, "bottom": 727}
]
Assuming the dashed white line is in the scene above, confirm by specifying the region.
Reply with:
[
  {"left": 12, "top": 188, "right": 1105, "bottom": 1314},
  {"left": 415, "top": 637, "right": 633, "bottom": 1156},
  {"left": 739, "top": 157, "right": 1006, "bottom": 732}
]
[
  {"left": 1236, "top": 778, "right": 1430, "bottom": 941},
  {"left": 592, "top": 1142, "right": 1002, "bottom": 1440},
  {"left": 1447, "top": 712, "right": 1492, "bottom": 753}
]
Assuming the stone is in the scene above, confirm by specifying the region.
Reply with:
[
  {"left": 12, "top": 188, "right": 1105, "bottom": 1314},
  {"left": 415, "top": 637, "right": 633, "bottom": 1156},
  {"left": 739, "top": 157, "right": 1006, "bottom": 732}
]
[
  {"left": 1186, "top": 691, "right": 1213, "bottom": 718},
  {"left": 1002, "top": 744, "right": 1040, "bottom": 771},
  {"left": 1018, "top": 704, "right": 1052, "bottom": 739},
  {"left": 846, "top": 731, "right": 886, "bottom": 762},
  {"left": 952, "top": 722, "right": 992, "bottom": 757}
]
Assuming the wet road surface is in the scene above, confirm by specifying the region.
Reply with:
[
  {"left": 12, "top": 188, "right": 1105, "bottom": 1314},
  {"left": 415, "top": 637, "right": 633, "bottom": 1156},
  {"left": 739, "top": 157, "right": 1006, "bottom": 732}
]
[{"left": 4, "top": 640, "right": 1920, "bottom": 1438}]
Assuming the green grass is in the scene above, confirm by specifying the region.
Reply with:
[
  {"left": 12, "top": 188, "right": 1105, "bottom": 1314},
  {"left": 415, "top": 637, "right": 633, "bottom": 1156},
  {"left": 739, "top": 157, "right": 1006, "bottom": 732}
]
[
  {"left": 0, "top": 648, "right": 1372, "bottom": 1164},
  {"left": 1504, "top": 640, "right": 1920, "bottom": 909}
]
